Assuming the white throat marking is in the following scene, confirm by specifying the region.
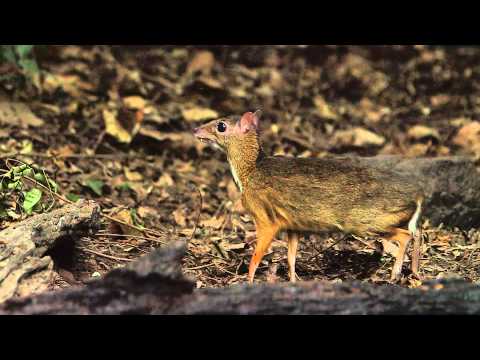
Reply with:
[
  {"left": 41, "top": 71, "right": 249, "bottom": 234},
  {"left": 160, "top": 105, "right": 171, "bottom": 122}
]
[{"left": 228, "top": 159, "right": 243, "bottom": 193}]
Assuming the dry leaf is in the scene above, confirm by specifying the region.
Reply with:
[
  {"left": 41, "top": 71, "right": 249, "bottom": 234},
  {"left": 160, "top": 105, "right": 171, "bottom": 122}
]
[
  {"left": 201, "top": 216, "right": 225, "bottom": 229},
  {"left": 229, "top": 87, "right": 248, "bottom": 99},
  {"left": 0, "top": 101, "right": 44, "bottom": 127},
  {"left": 269, "top": 69, "right": 284, "bottom": 90},
  {"left": 37, "top": 103, "right": 61, "bottom": 115},
  {"left": 124, "top": 168, "right": 143, "bottom": 182},
  {"left": 405, "top": 143, "right": 430, "bottom": 157},
  {"left": 129, "top": 183, "right": 153, "bottom": 202},
  {"left": 138, "top": 127, "right": 197, "bottom": 149},
  {"left": 52, "top": 145, "right": 75, "bottom": 157},
  {"left": 223, "top": 242, "right": 245, "bottom": 251},
  {"left": 197, "top": 75, "right": 223, "bottom": 90},
  {"left": 430, "top": 94, "right": 450, "bottom": 107},
  {"left": 358, "top": 98, "right": 391, "bottom": 123},
  {"left": 139, "top": 127, "right": 182, "bottom": 142},
  {"left": 103, "top": 109, "right": 138, "bottom": 144},
  {"left": 173, "top": 208, "right": 187, "bottom": 227},
  {"left": 186, "top": 51, "right": 215, "bottom": 75},
  {"left": 123, "top": 96, "right": 147, "bottom": 110},
  {"left": 313, "top": 95, "right": 339, "bottom": 120},
  {"left": 256, "top": 84, "right": 274, "bottom": 98},
  {"left": 137, "top": 206, "right": 157, "bottom": 219},
  {"left": 449, "top": 117, "right": 471, "bottom": 128},
  {"left": 333, "top": 127, "right": 386, "bottom": 147},
  {"left": 335, "top": 54, "right": 389, "bottom": 95},
  {"left": 452, "top": 121, "right": 480, "bottom": 157},
  {"left": 43, "top": 73, "right": 95, "bottom": 98},
  {"left": 182, "top": 107, "right": 219, "bottom": 122},
  {"left": 155, "top": 173, "right": 174, "bottom": 187},
  {"left": 178, "top": 228, "right": 194, "bottom": 237},
  {"left": 408, "top": 125, "right": 440, "bottom": 141},
  {"left": 112, "top": 209, "right": 143, "bottom": 236},
  {"left": 0, "top": 128, "right": 9, "bottom": 138},
  {"left": 110, "top": 175, "right": 126, "bottom": 189},
  {"left": 176, "top": 161, "right": 195, "bottom": 173}
]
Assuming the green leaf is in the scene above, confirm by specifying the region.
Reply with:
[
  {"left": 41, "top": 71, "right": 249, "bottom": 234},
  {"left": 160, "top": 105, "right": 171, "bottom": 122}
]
[
  {"left": 7, "top": 209, "right": 21, "bottom": 220},
  {"left": 1, "top": 46, "right": 16, "bottom": 63},
  {"left": 21, "top": 168, "right": 33, "bottom": 177},
  {"left": 23, "top": 188, "right": 42, "bottom": 215},
  {"left": 116, "top": 182, "right": 132, "bottom": 191},
  {"left": 66, "top": 193, "right": 80, "bottom": 202},
  {"left": 7, "top": 180, "right": 21, "bottom": 190},
  {"left": 130, "top": 208, "right": 144, "bottom": 229},
  {"left": 34, "top": 172, "right": 46, "bottom": 183},
  {"left": 15, "top": 45, "right": 34, "bottom": 58},
  {"left": 20, "top": 139, "right": 33, "bottom": 154},
  {"left": 12, "top": 164, "right": 28, "bottom": 175},
  {"left": 0, "top": 204, "right": 8, "bottom": 219},
  {"left": 86, "top": 180, "right": 104, "bottom": 196},
  {"left": 18, "top": 58, "right": 39, "bottom": 75},
  {"left": 48, "top": 179, "right": 58, "bottom": 193}
]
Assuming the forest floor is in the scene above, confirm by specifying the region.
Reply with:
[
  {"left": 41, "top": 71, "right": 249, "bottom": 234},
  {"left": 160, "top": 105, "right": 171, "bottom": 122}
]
[{"left": 1, "top": 45, "right": 480, "bottom": 291}]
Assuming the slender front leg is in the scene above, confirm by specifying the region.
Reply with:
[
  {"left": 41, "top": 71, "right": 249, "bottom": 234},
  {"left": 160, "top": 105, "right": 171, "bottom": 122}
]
[
  {"left": 386, "top": 228, "right": 412, "bottom": 282},
  {"left": 248, "top": 222, "right": 279, "bottom": 284},
  {"left": 287, "top": 232, "right": 299, "bottom": 283}
]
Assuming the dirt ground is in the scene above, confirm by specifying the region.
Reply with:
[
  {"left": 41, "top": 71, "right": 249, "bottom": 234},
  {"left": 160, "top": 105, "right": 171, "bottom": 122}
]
[{"left": 1, "top": 45, "right": 480, "bottom": 291}]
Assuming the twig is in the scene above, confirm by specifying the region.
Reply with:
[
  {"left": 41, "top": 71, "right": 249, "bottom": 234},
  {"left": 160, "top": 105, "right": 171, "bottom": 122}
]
[
  {"left": 79, "top": 237, "right": 150, "bottom": 254},
  {"left": 215, "top": 264, "right": 240, "bottom": 277},
  {"left": 81, "top": 247, "right": 134, "bottom": 262},
  {"left": 184, "top": 263, "right": 215, "bottom": 271},
  {"left": 102, "top": 213, "right": 167, "bottom": 239},
  {"left": 306, "top": 236, "right": 345, "bottom": 262},
  {"left": 96, "top": 232, "right": 167, "bottom": 245},
  {"left": 353, "top": 236, "right": 379, "bottom": 251}
]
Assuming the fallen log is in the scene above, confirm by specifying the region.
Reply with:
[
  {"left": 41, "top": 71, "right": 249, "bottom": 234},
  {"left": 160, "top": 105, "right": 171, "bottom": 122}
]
[
  {"left": 0, "top": 200, "right": 101, "bottom": 303},
  {"left": 1, "top": 241, "right": 479, "bottom": 315}
]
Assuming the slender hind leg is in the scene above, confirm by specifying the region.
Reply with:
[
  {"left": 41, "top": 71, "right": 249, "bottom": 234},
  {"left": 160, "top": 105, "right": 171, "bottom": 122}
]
[
  {"left": 248, "top": 222, "right": 279, "bottom": 284},
  {"left": 411, "top": 228, "right": 423, "bottom": 279},
  {"left": 385, "top": 228, "right": 412, "bottom": 282},
  {"left": 287, "top": 232, "right": 299, "bottom": 283},
  {"left": 409, "top": 198, "right": 423, "bottom": 280}
]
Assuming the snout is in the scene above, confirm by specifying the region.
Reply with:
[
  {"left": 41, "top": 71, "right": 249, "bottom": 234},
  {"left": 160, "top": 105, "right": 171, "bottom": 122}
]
[
  {"left": 193, "top": 126, "right": 214, "bottom": 143},
  {"left": 193, "top": 127, "right": 204, "bottom": 138}
]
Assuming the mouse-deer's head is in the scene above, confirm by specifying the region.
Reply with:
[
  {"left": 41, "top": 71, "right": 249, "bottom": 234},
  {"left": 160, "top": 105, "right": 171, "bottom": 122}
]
[{"left": 193, "top": 110, "right": 262, "bottom": 154}]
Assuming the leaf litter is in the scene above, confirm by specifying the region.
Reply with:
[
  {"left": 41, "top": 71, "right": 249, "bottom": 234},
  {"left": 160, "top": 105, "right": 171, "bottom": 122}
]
[{"left": 1, "top": 45, "right": 480, "bottom": 292}]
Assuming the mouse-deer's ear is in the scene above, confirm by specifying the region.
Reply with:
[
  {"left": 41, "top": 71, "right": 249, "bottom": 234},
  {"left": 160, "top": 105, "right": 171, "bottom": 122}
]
[{"left": 239, "top": 110, "right": 261, "bottom": 134}]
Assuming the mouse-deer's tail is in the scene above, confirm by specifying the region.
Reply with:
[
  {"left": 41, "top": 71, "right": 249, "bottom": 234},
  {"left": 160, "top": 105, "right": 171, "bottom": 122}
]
[
  {"left": 408, "top": 195, "right": 423, "bottom": 236},
  {"left": 409, "top": 195, "right": 424, "bottom": 277}
]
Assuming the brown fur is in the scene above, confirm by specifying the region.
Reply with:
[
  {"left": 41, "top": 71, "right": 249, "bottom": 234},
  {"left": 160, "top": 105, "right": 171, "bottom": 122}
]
[{"left": 194, "top": 113, "right": 424, "bottom": 283}]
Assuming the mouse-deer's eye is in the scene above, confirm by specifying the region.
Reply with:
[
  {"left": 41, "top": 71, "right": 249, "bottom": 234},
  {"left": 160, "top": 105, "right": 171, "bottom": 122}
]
[{"left": 217, "top": 122, "right": 227, "bottom": 133}]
